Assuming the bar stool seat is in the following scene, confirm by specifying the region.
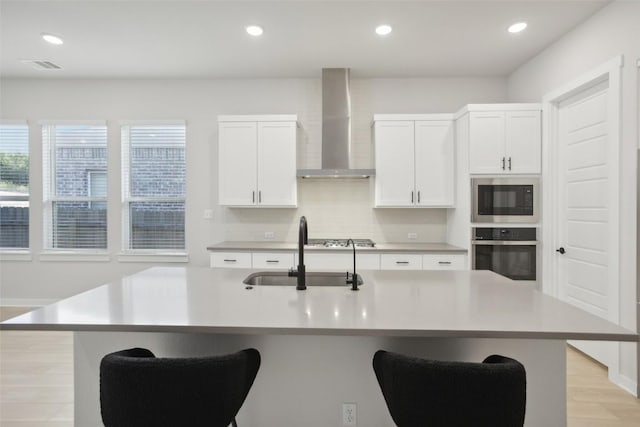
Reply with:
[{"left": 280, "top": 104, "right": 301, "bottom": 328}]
[
  {"left": 373, "top": 350, "right": 526, "bottom": 427},
  {"left": 100, "top": 347, "right": 260, "bottom": 427}
]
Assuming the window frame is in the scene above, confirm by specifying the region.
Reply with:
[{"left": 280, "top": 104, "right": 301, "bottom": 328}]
[
  {"left": 120, "top": 120, "right": 187, "bottom": 256},
  {"left": 87, "top": 170, "right": 107, "bottom": 209},
  {"left": 0, "top": 120, "right": 30, "bottom": 254},
  {"left": 41, "top": 120, "right": 108, "bottom": 252}
]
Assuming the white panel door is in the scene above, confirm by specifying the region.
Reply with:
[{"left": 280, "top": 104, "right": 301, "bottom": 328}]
[
  {"left": 414, "top": 120, "right": 454, "bottom": 206},
  {"left": 218, "top": 121, "right": 257, "bottom": 206},
  {"left": 556, "top": 80, "right": 614, "bottom": 365},
  {"left": 469, "top": 112, "right": 505, "bottom": 174},
  {"left": 374, "top": 121, "right": 415, "bottom": 206},
  {"left": 257, "top": 121, "right": 297, "bottom": 207},
  {"left": 506, "top": 111, "right": 541, "bottom": 174}
]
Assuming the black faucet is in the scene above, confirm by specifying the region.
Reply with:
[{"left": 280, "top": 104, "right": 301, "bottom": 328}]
[
  {"left": 345, "top": 239, "right": 359, "bottom": 291},
  {"left": 288, "top": 216, "right": 308, "bottom": 290}
]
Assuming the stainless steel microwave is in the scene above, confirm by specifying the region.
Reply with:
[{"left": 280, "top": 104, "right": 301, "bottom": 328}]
[{"left": 472, "top": 178, "right": 539, "bottom": 223}]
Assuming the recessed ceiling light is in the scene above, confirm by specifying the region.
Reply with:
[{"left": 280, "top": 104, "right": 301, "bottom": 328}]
[
  {"left": 41, "top": 33, "right": 64, "bottom": 45},
  {"left": 375, "top": 25, "right": 392, "bottom": 36},
  {"left": 246, "top": 25, "right": 264, "bottom": 37},
  {"left": 507, "top": 22, "right": 527, "bottom": 34}
]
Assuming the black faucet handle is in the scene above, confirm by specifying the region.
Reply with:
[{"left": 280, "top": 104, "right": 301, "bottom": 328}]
[{"left": 347, "top": 273, "right": 359, "bottom": 291}]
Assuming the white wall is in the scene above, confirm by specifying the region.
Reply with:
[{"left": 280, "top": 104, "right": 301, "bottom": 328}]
[
  {"left": 0, "top": 76, "right": 507, "bottom": 302},
  {"left": 507, "top": 0, "right": 639, "bottom": 394}
]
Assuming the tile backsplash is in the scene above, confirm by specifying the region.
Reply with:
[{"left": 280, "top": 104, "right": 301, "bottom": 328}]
[{"left": 222, "top": 180, "right": 447, "bottom": 243}]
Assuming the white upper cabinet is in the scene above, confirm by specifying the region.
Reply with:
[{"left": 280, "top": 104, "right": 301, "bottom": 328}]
[
  {"left": 218, "top": 115, "right": 297, "bottom": 207},
  {"left": 374, "top": 115, "right": 454, "bottom": 207},
  {"left": 468, "top": 106, "right": 541, "bottom": 175},
  {"left": 257, "top": 121, "right": 298, "bottom": 206},
  {"left": 505, "top": 111, "right": 542, "bottom": 174},
  {"left": 219, "top": 121, "right": 258, "bottom": 206},
  {"left": 414, "top": 120, "right": 455, "bottom": 206},
  {"left": 374, "top": 120, "right": 415, "bottom": 207}
]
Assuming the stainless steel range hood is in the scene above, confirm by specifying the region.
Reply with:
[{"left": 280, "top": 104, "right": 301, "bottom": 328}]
[{"left": 297, "top": 68, "right": 375, "bottom": 178}]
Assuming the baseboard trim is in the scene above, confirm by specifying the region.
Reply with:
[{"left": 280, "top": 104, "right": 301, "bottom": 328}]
[
  {"left": 0, "top": 298, "right": 57, "bottom": 307},
  {"left": 609, "top": 371, "right": 639, "bottom": 397}
]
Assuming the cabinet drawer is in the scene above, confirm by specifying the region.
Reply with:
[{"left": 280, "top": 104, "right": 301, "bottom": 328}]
[
  {"left": 210, "top": 252, "right": 251, "bottom": 268},
  {"left": 301, "top": 253, "right": 380, "bottom": 271},
  {"left": 422, "top": 254, "right": 467, "bottom": 270},
  {"left": 380, "top": 254, "right": 422, "bottom": 270},
  {"left": 252, "top": 252, "right": 294, "bottom": 269}
]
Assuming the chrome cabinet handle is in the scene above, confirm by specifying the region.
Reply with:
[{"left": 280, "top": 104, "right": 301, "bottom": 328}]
[
  {"left": 411, "top": 191, "right": 414, "bottom": 204},
  {"left": 417, "top": 191, "right": 421, "bottom": 203},
  {"left": 508, "top": 157, "right": 512, "bottom": 170},
  {"left": 252, "top": 191, "right": 255, "bottom": 203},
  {"left": 259, "top": 191, "right": 262, "bottom": 203},
  {"left": 266, "top": 260, "right": 279, "bottom": 263},
  {"left": 396, "top": 261, "right": 409, "bottom": 264},
  {"left": 438, "top": 261, "right": 452, "bottom": 265},
  {"left": 502, "top": 157, "right": 506, "bottom": 170},
  {"left": 223, "top": 259, "right": 237, "bottom": 262}
]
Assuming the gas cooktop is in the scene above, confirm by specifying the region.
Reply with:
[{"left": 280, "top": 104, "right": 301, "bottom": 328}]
[{"left": 307, "top": 239, "right": 375, "bottom": 248}]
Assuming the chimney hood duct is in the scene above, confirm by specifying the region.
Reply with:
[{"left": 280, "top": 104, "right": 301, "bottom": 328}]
[{"left": 297, "top": 68, "right": 375, "bottom": 178}]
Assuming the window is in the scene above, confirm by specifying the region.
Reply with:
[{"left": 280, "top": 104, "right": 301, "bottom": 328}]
[
  {"left": 122, "top": 122, "right": 185, "bottom": 250},
  {"left": 0, "top": 122, "right": 29, "bottom": 249},
  {"left": 42, "top": 122, "right": 108, "bottom": 250},
  {"left": 88, "top": 171, "right": 107, "bottom": 209}
]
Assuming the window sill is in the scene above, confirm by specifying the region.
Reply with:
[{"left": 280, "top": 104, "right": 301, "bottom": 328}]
[
  {"left": 39, "top": 251, "right": 111, "bottom": 262},
  {"left": 117, "top": 252, "right": 189, "bottom": 263},
  {"left": 0, "top": 251, "right": 32, "bottom": 262}
]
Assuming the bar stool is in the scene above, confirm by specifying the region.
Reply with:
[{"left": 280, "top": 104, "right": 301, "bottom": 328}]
[
  {"left": 100, "top": 347, "right": 260, "bottom": 427},
  {"left": 373, "top": 350, "right": 526, "bottom": 427}
]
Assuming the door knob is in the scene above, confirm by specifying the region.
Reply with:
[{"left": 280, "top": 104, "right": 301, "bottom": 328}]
[{"left": 556, "top": 247, "right": 565, "bottom": 254}]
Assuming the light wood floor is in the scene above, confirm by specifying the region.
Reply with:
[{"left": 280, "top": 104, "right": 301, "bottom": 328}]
[{"left": 1, "top": 307, "right": 639, "bottom": 426}]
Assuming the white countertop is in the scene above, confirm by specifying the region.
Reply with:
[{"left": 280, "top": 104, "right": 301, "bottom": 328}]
[
  {"left": 207, "top": 241, "right": 467, "bottom": 253},
  {"left": 1, "top": 267, "right": 635, "bottom": 341}
]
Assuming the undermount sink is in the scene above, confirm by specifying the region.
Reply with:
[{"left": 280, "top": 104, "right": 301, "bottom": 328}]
[{"left": 243, "top": 271, "right": 363, "bottom": 287}]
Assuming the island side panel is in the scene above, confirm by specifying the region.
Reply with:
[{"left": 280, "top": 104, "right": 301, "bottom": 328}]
[{"left": 75, "top": 332, "right": 566, "bottom": 427}]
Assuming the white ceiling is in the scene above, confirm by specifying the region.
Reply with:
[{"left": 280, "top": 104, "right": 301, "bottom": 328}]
[{"left": 0, "top": 0, "right": 610, "bottom": 79}]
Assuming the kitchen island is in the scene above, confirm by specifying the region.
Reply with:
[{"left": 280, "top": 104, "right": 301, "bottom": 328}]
[{"left": 1, "top": 267, "right": 636, "bottom": 426}]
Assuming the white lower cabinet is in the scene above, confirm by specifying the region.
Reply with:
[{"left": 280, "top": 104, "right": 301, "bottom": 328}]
[
  {"left": 210, "top": 252, "right": 252, "bottom": 268},
  {"left": 211, "top": 251, "right": 468, "bottom": 271},
  {"left": 252, "top": 252, "right": 295, "bottom": 269},
  {"left": 299, "top": 253, "right": 381, "bottom": 271},
  {"left": 380, "top": 254, "right": 423, "bottom": 270},
  {"left": 422, "top": 254, "right": 466, "bottom": 270}
]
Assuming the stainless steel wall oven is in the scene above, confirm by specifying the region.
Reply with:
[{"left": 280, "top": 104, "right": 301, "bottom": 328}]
[{"left": 472, "top": 227, "right": 538, "bottom": 282}]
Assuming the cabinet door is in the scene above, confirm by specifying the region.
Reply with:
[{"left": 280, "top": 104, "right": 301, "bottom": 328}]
[
  {"left": 210, "top": 252, "right": 252, "bottom": 268},
  {"left": 374, "top": 121, "right": 415, "bottom": 206},
  {"left": 422, "top": 254, "right": 467, "bottom": 270},
  {"left": 414, "top": 120, "right": 455, "bottom": 206},
  {"left": 469, "top": 112, "right": 506, "bottom": 174},
  {"left": 302, "top": 253, "right": 380, "bottom": 271},
  {"left": 505, "top": 111, "right": 541, "bottom": 174},
  {"left": 257, "top": 121, "right": 297, "bottom": 206},
  {"left": 219, "top": 122, "right": 257, "bottom": 206},
  {"left": 252, "top": 252, "right": 295, "bottom": 269},
  {"left": 380, "top": 254, "right": 423, "bottom": 270}
]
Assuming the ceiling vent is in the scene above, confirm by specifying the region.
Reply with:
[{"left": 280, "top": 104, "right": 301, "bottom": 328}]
[{"left": 20, "top": 60, "right": 63, "bottom": 70}]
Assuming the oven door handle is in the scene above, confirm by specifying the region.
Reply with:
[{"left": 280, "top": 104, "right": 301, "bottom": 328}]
[{"left": 472, "top": 240, "right": 539, "bottom": 245}]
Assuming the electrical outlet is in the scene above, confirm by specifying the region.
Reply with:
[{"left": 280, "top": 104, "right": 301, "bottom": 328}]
[
  {"left": 342, "top": 403, "right": 356, "bottom": 426},
  {"left": 408, "top": 232, "right": 418, "bottom": 240},
  {"left": 203, "top": 209, "right": 213, "bottom": 219},
  {"left": 264, "top": 231, "right": 275, "bottom": 240}
]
